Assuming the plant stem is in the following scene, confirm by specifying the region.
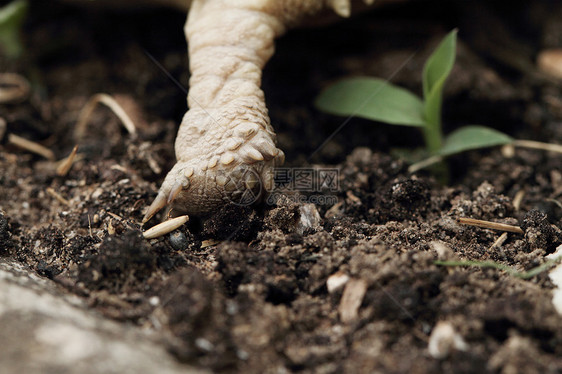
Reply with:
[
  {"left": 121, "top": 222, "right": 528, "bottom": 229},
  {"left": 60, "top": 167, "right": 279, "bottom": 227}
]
[{"left": 423, "top": 115, "right": 443, "bottom": 154}]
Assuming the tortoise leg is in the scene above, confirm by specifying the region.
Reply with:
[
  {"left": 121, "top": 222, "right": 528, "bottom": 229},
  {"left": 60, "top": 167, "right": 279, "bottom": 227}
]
[
  {"left": 143, "top": 0, "right": 368, "bottom": 223},
  {"left": 143, "top": 0, "right": 285, "bottom": 223}
]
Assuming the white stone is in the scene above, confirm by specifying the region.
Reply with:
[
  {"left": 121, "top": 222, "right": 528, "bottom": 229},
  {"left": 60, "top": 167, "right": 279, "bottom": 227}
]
[
  {"left": 537, "top": 49, "right": 562, "bottom": 79},
  {"left": 548, "top": 245, "right": 562, "bottom": 315},
  {"left": 428, "top": 321, "right": 468, "bottom": 359},
  {"left": 297, "top": 204, "right": 321, "bottom": 234},
  {"left": 0, "top": 259, "right": 208, "bottom": 374},
  {"left": 326, "top": 272, "right": 350, "bottom": 293}
]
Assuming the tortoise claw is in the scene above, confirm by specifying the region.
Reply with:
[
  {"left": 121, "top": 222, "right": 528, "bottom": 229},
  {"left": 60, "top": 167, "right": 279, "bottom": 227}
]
[{"left": 142, "top": 190, "right": 168, "bottom": 224}]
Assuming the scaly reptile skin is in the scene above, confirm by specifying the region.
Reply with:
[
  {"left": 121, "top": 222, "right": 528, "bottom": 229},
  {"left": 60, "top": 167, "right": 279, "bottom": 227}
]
[{"left": 127, "top": 0, "right": 376, "bottom": 223}]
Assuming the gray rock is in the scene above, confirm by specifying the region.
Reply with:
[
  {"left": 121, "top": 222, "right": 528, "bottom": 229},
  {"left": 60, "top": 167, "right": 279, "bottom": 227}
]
[{"left": 0, "top": 260, "right": 208, "bottom": 374}]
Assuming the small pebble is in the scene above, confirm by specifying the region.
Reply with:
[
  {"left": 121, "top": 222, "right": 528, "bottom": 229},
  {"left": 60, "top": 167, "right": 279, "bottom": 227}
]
[
  {"left": 148, "top": 296, "right": 160, "bottom": 306},
  {"left": 195, "top": 338, "right": 214, "bottom": 352},
  {"left": 169, "top": 230, "right": 188, "bottom": 251},
  {"left": 537, "top": 49, "right": 562, "bottom": 79},
  {"left": 428, "top": 321, "right": 468, "bottom": 359},
  {"left": 297, "top": 204, "right": 321, "bottom": 234},
  {"left": 547, "top": 245, "right": 562, "bottom": 316},
  {"left": 430, "top": 241, "right": 452, "bottom": 260},
  {"left": 327, "top": 271, "right": 350, "bottom": 293}
]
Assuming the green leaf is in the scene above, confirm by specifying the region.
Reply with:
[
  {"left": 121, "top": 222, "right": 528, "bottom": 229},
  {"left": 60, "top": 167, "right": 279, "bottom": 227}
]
[
  {"left": 421, "top": 29, "right": 458, "bottom": 153},
  {"left": 0, "top": 0, "right": 28, "bottom": 59},
  {"left": 422, "top": 29, "right": 458, "bottom": 99},
  {"left": 439, "top": 125, "right": 513, "bottom": 156},
  {"left": 315, "top": 77, "right": 426, "bottom": 127}
]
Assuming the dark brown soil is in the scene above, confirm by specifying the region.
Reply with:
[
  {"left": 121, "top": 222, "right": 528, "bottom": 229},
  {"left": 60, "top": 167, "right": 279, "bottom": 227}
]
[{"left": 2, "top": 1, "right": 562, "bottom": 372}]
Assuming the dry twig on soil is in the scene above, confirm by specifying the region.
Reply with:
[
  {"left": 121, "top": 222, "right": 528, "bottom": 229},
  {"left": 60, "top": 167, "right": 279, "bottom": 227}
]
[
  {"left": 0, "top": 73, "right": 30, "bottom": 103},
  {"left": 46, "top": 187, "right": 71, "bottom": 206},
  {"left": 56, "top": 145, "right": 79, "bottom": 176},
  {"left": 457, "top": 217, "right": 524, "bottom": 234},
  {"left": 74, "top": 93, "right": 138, "bottom": 140},
  {"left": 8, "top": 133, "right": 56, "bottom": 160}
]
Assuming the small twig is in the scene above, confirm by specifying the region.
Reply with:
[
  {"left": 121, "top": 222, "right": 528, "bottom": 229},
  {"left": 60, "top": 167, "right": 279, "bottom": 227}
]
[
  {"left": 547, "top": 198, "right": 562, "bottom": 209},
  {"left": 0, "top": 73, "right": 30, "bottom": 103},
  {"left": 88, "top": 214, "right": 93, "bottom": 239},
  {"left": 146, "top": 153, "right": 162, "bottom": 174},
  {"left": 56, "top": 145, "right": 79, "bottom": 176},
  {"left": 346, "top": 190, "right": 362, "bottom": 204},
  {"left": 46, "top": 187, "right": 71, "bottom": 206},
  {"left": 512, "top": 190, "right": 525, "bottom": 211},
  {"left": 512, "top": 139, "right": 562, "bottom": 154},
  {"left": 110, "top": 164, "right": 129, "bottom": 173},
  {"left": 201, "top": 239, "right": 221, "bottom": 248},
  {"left": 107, "top": 212, "right": 124, "bottom": 221},
  {"left": 8, "top": 133, "right": 56, "bottom": 160},
  {"left": 74, "top": 93, "right": 137, "bottom": 140},
  {"left": 489, "top": 232, "right": 509, "bottom": 250},
  {"left": 0, "top": 117, "right": 6, "bottom": 141},
  {"left": 457, "top": 217, "right": 524, "bottom": 234}
]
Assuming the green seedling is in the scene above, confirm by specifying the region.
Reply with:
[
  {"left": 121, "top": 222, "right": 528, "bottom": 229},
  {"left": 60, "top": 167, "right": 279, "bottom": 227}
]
[
  {"left": 0, "top": 0, "right": 28, "bottom": 59},
  {"left": 315, "top": 29, "right": 514, "bottom": 158}
]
